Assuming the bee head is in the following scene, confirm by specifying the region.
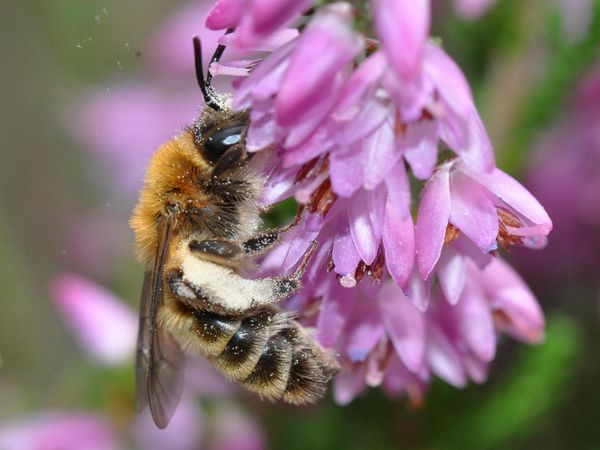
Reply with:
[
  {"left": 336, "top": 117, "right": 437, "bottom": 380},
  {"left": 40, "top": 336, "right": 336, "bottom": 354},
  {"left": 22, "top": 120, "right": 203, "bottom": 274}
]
[{"left": 192, "top": 107, "right": 251, "bottom": 176}]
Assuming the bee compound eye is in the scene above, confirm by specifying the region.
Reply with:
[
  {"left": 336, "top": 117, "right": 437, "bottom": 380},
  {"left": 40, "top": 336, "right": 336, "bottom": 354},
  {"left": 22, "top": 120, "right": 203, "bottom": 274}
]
[{"left": 204, "top": 124, "right": 245, "bottom": 163}]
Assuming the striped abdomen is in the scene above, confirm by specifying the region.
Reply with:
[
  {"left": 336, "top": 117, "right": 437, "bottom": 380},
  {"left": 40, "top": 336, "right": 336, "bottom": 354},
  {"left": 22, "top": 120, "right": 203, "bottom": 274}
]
[{"left": 159, "top": 301, "right": 339, "bottom": 403}]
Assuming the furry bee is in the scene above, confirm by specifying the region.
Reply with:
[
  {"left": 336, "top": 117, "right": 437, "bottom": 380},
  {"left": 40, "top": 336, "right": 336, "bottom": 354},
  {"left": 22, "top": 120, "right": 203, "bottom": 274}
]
[{"left": 130, "top": 36, "right": 339, "bottom": 429}]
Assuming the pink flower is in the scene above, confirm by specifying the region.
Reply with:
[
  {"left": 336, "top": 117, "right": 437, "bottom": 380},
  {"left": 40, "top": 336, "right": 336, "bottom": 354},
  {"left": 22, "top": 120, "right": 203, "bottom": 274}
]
[
  {"left": 332, "top": 257, "right": 544, "bottom": 404},
  {"left": 415, "top": 160, "right": 552, "bottom": 280},
  {"left": 206, "top": 0, "right": 312, "bottom": 48},
  {"left": 518, "top": 60, "right": 600, "bottom": 285},
  {"left": 65, "top": 0, "right": 555, "bottom": 412},
  {"left": 453, "top": 0, "right": 496, "bottom": 19},
  {"left": 0, "top": 413, "right": 118, "bottom": 450},
  {"left": 52, "top": 273, "right": 137, "bottom": 365}
]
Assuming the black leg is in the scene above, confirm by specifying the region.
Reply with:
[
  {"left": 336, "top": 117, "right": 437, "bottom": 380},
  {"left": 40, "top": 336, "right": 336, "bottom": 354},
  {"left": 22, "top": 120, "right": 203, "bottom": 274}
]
[{"left": 189, "top": 239, "right": 242, "bottom": 259}]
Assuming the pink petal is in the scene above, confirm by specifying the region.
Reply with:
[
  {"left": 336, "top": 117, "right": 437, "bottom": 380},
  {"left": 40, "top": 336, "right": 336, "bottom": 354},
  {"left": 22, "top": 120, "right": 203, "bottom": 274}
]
[
  {"left": 437, "top": 247, "right": 466, "bottom": 305},
  {"left": 282, "top": 74, "right": 343, "bottom": 148},
  {"left": 348, "top": 192, "right": 380, "bottom": 265},
  {"left": 463, "top": 352, "right": 489, "bottom": 383},
  {"left": 0, "top": 413, "right": 117, "bottom": 450},
  {"left": 233, "top": 40, "right": 295, "bottom": 108},
  {"left": 460, "top": 109, "right": 496, "bottom": 173},
  {"left": 283, "top": 129, "right": 333, "bottom": 168},
  {"left": 333, "top": 51, "right": 387, "bottom": 114},
  {"left": 344, "top": 298, "right": 385, "bottom": 362},
  {"left": 460, "top": 163, "right": 553, "bottom": 232},
  {"left": 385, "top": 159, "right": 411, "bottom": 219},
  {"left": 454, "top": 0, "right": 497, "bottom": 20},
  {"left": 363, "top": 120, "right": 402, "bottom": 190},
  {"left": 206, "top": 0, "right": 246, "bottom": 30},
  {"left": 374, "top": 0, "right": 430, "bottom": 80},
  {"left": 334, "top": 365, "right": 367, "bottom": 405},
  {"left": 449, "top": 169, "right": 499, "bottom": 252},
  {"left": 368, "top": 183, "right": 387, "bottom": 239},
  {"left": 404, "top": 269, "right": 431, "bottom": 312},
  {"left": 330, "top": 144, "right": 365, "bottom": 197},
  {"left": 275, "top": 5, "right": 361, "bottom": 126},
  {"left": 245, "top": 113, "right": 276, "bottom": 151},
  {"left": 150, "top": 2, "right": 223, "bottom": 75},
  {"left": 426, "top": 325, "right": 467, "bottom": 387},
  {"left": 251, "top": 0, "right": 312, "bottom": 37},
  {"left": 416, "top": 164, "right": 451, "bottom": 279},
  {"left": 282, "top": 222, "right": 321, "bottom": 272},
  {"left": 402, "top": 120, "right": 439, "bottom": 180},
  {"left": 478, "top": 258, "right": 545, "bottom": 343},
  {"left": 220, "top": 28, "right": 300, "bottom": 52},
  {"left": 378, "top": 282, "right": 426, "bottom": 372},
  {"left": 317, "top": 279, "right": 357, "bottom": 347},
  {"left": 334, "top": 98, "right": 390, "bottom": 146},
  {"left": 332, "top": 215, "right": 363, "bottom": 275},
  {"left": 52, "top": 273, "right": 137, "bottom": 365},
  {"left": 424, "top": 43, "right": 474, "bottom": 117},
  {"left": 455, "top": 279, "right": 496, "bottom": 362},
  {"left": 382, "top": 199, "right": 415, "bottom": 287},
  {"left": 133, "top": 397, "right": 203, "bottom": 450},
  {"left": 209, "top": 405, "right": 265, "bottom": 450}
]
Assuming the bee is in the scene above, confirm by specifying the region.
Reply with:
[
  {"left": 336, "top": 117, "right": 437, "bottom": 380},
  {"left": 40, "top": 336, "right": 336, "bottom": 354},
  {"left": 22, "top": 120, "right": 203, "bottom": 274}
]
[{"left": 130, "top": 35, "right": 339, "bottom": 429}]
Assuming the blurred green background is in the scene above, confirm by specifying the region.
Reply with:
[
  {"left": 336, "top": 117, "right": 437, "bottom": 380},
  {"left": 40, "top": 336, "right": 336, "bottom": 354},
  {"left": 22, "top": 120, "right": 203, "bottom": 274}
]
[{"left": 1, "top": 0, "right": 600, "bottom": 449}]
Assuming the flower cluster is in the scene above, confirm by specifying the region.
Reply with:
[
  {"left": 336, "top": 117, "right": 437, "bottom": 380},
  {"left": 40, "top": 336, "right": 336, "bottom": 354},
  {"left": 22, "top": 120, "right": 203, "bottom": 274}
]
[{"left": 206, "top": 0, "right": 552, "bottom": 402}]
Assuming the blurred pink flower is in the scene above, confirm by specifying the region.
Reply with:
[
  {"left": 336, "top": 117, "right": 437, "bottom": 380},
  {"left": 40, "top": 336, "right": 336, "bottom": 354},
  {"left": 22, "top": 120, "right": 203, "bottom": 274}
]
[
  {"left": 518, "top": 61, "right": 600, "bottom": 285},
  {"left": 51, "top": 273, "right": 137, "bottom": 365},
  {"left": 207, "top": 0, "right": 311, "bottom": 48},
  {"left": 132, "top": 397, "right": 204, "bottom": 450},
  {"left": 0, "top": 412, "right": 118, "bottom": 450},
  {"left": 453, "top": 0, "right": 496, "bottom": 19},
  {"left": 208, "top": 404, "right": 265, "bottom": 450},
  {"left": 67, "top": 1, "right": 221, "bottom": 199}
]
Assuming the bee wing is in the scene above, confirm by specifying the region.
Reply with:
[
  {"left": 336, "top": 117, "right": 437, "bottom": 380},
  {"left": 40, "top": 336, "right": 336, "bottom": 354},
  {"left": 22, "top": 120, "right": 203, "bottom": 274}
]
[{"left": 136, "top": 219, "right": 186, "bottom": 429}]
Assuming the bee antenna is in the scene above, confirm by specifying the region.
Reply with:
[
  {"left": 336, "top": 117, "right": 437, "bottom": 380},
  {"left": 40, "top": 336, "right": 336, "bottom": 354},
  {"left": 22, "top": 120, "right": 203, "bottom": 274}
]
[{"left": 193, "top": 29, "right": 235, "bottom": 112}]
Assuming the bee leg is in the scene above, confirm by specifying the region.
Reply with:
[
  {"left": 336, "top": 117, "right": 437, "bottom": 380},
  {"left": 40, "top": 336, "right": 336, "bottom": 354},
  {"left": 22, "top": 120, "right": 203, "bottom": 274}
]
[
  {"left": 189, "top": 239, "right": 243, "bottom": 262},
  {"left": 242, "top": 231, "right": 280, "bottom": 256},
  {"left": 243, "top": 206, "right": 305, "bottom": 256},
  {"left": 248, "top": 241, "right": 318, "bottom": 308}
]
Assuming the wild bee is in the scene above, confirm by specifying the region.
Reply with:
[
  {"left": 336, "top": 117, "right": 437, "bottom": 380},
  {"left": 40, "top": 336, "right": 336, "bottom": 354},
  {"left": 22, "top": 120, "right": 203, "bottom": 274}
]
[{"left": 130, "top": 36, "right": 339, "bottom": 429}]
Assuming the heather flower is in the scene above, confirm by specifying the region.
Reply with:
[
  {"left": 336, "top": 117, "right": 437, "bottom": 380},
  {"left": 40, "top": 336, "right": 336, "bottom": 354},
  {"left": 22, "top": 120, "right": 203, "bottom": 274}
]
[
  {"left": 415, "top": 159, "right": 552, "bottom": 281},
  {"left": 453, "top": 0, "right": 496, "bottom": 19},
  {"left": 519, "top": 61, "right": 600, "bottom": 285},
  {"left": 0, "top": 413, "right": 118, "bottom": 450},
  {"left": 65, "top": 0, "right": 554, "bottom": 411},
  {"left": 204, "top": 0, "right": 552, "bottom": 402},
  {"left": 52, "top": 273, "right": 137, "bottom": 365},
  {"left": 333, "top": 257, "right": 544, "bottom": 404}
]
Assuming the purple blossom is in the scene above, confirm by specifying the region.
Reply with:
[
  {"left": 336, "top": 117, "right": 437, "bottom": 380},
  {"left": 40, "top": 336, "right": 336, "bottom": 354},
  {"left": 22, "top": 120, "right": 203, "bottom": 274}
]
[
  {"left": 518, "top": 61, "right": 600, "bottom": 285},
  {"left": 0, "top": 413, "right": 118, "bottom": 450},
  {"left": 207, "top": 0, "right": 552, "bottom": 401},
  {"left": 64, "top": 0, "right": 554, "bottom": 409},
  {"left": 333, "top": 257, "right": 544, "bottom": 404},
  {"left": 52, "top": 273, "right": 137, "bottom": 365}
]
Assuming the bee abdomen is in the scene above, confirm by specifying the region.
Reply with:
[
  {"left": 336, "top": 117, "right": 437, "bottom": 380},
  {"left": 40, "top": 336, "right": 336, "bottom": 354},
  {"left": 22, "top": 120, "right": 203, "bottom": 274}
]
[
  {"left": 242, "top": 331, "right": 293, "bottom": 398},
  {"left": 282, "top": 325, "right": 339, "bottom": 404},
  {"left": 162, "top": 303, "right": 242, "bottom": 357},
  {"left": 213, "top": 307, "right": 288, "bottom": 381},
  {"left": 167, "top": 302, "right": 339, "bottom": 403}
]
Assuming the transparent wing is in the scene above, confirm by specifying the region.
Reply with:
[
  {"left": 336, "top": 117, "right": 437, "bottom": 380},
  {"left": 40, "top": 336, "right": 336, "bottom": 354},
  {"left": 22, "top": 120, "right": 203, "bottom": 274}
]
[{"left": 135, "top": 218, "right": 186, "bottom": 429}]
